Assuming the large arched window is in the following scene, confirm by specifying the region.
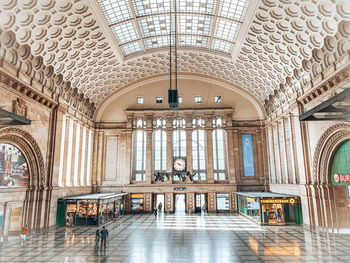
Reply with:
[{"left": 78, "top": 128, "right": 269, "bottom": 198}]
[
  {"left": 173, "top": 118, "right": 186, "bottom": 158},
  {"left": 330, "top": 140, "right": 350, "bottom": 196},
  {"left": 192, "top": 117, "right": 206, "bottom": 180},
  {"left": 0, "top": 143, "right": 29, "bottom": 187},
  {"left": 153, "top": 118, "right": 167, "bottom": 172},
  {"left": 212, "top": 117, "right": 227, "bottom": 180},
  {"left": 132, "top": 119, "right": 147, "bottom": 181}
]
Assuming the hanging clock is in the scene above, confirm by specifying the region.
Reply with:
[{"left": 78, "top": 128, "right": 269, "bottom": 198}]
[{"left": 173, "top": 157, "right": 186, "bottom": 172}]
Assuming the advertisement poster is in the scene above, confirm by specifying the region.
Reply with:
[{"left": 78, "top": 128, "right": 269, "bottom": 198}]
[
  {"left": 242, "top": 134, "right": 255, "bottom": 177},
  {"left": 0, "top": 143, "right": 29, "bottom": 187},
  {"left": 131, "top": 194, "right": 144, "bottom": 211}
]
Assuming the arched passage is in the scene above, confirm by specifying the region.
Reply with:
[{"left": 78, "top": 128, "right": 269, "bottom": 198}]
[{"left": 0, "top": 127, "right": 46, "bottom": 238}]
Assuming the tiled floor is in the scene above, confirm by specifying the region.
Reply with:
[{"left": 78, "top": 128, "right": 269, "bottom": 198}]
[{"left": 0, "top": 213, "right": 350, "bottom": 262}]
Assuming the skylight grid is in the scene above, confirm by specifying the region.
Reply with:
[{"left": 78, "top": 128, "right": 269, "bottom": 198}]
[
  {"left": 138, "top": 15, "right": 171, "bottom": 38},
  {"left": 218, "top": 0, "right": 250, "bottom": 22},
  {"left": 212, "top": 39, "right": 233, "bottom": 53},
  {"left": 133, "top": 0, "right": 172, "bottom": 16},
  {"left": 98, "top": 0, "right": 133, "bottom": 25},
  {"left": 179, "top": 35, "right": 209, "bottom": 48},
  {"left": 121, "top": 41, "right": 143, "bottom": 56},
  {"left": 111, "top": 21, "right": 139, "bottom": 45},
  {"left": 214, "top": 18, "right": 240, "bottom": 42},
  {"left": 178, "top": 14, "right": 212, "bottom": 36},
  {"left": 144, "top": 36, "right": 170, "bottom": 49},
  {"left": 178, "top": 0, "right": 216, "bottom": 15}
]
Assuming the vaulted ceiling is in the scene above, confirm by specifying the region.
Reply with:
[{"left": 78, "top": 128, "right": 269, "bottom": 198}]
[{"left": 0, "top": 0, "right": 349, "bottom": 110}]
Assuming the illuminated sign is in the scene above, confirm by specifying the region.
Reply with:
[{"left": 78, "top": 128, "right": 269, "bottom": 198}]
[
  {"left": 174, "top": 187, "right": 186, "bottom": 191},
  {"left": 331, "top": 173, "right": 350, "bottom": 186},
  {"left": 260, "top": 198, "right": 295, "bottom": 204},
  {"left": 131, "top": 194, "right": 144, "bottom": 198}
]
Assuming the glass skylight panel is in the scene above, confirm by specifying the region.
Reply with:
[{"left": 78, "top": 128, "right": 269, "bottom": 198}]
[
  {"left": 111, "top": 21, "right": 139, "bottom": 45},
  {"left": 214, "top": 18, "right": 240, "bottom": 42},
  {"left": 98, "top": 0, "right": 133, "bottom": 25},
  {"left": 133, "top": 0, "right": 172, "bottom": 16},
  {"left": 212, "top": 39, "right": 233, "bottom": 53},
  {"left": 218, "top": 0, "right": 249, "bottom": 22},
  {"left": 120, "top": 41, "right": 143, "bottom": 56},
  {"left": 178, "top": 0, "right": 216, "bottom": 15},
  {"left": 144, "top": 36, "right": 170, "bottom": 49},
  {"left": 179, "top": 35, "right": 209, "bottom": 48},
  {"left": 178, "top": 14, "right": 212, "bottom": 35},
  {"left": 138, "top": 15, "right": 171, "bottom": 38}
]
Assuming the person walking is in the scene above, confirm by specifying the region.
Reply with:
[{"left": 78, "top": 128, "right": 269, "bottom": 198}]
[
  {"left": 94, "top": 229, "right": 100, "bottom": 248},
  {"left": 100, "top": 226, "right": 109, "bottom": 248},
  {"left": 20, "top": 224, "right": 29, "bottom": 246},
  {"left": 158, "top": 202, "right": 162, "bottom": 211},
  {"left": 153, "top": 208, "right": 157, "bottom": 218}
]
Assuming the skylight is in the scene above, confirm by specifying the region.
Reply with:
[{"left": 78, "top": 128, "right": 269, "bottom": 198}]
[{"left": 97, "top": 0, "right": 250, "bottom": 57}]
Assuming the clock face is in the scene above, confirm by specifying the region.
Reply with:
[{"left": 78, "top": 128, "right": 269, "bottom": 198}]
[{"left": 174, "top": 158, "right": 186, "bottom": 172}]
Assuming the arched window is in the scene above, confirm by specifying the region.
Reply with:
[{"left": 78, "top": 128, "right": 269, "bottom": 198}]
[
  {"left": 132, "top": 119, "right": 146, "bottom": 181},
  {"left": 192, "top": 117, "right": 206, "bottom": 180},
  {"left": 0, "top": 143, "right": 29, "bottom": 187},
  {"left": 212, "top": 117, "right": 227, "bottom": 180},
  {"left": 330, "top": 140, "right": 350, "bottom": 196},
  {"left": 153, "top": 119, "right": 167, "bottom": 172}
]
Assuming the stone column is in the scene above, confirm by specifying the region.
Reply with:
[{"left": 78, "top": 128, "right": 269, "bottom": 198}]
[
  {"left": 145, "top": 130, "right": 153, "bottom": 184},
  {"left": 80, "top": 126, "right": 88, "bottom": 186},
  {"left": 186, "top": 193, "right": 195, "bottom": 213},
  {"left": 64, "top": 116, "right": 73, "bottom": 186},
  {"left": 73, "top": 122, "right": 81, "bottom": 186},
  {"left": 2, "top": 203, "right": 11, "bottom": 239},
  {"left": 206, "top": 128, "right": 214, "bottom": 183},
  {"left": 166, "top": 129, "right": 173, "bottom": 173},
  {"left": 186, "top": 129, "right": 193, "bottom": 174},
  {"left": 208, "top": 193, "right": 216, "bottom": 213},
  {"left": 96, "top": 131, "right": 105, "bottom": 186},
  {"left": 69, "top": 120, "right": 77, "bottom": 186},
  {"left": 229, "top": 129, "right": 239, "bottom": 184},
  {"left": 52, "top": 107, "right": 65, "bottom": 187}
]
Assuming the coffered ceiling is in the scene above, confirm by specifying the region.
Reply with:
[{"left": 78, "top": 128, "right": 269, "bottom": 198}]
[{"left": 0, "top": 0, "right": 349, "bottom": 109}]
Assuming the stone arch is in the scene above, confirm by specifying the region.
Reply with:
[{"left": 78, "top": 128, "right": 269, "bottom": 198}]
[
  {"left": 313, "top": 122, "right": 350, "bottom": 184},
  {"left": 0, "top": 127, "right": 45, "bottom": 187}
]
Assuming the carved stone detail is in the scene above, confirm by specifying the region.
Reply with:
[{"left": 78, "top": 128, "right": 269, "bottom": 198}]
[{"left": 12, "top": 98, "right": 28, "bottom": 118}]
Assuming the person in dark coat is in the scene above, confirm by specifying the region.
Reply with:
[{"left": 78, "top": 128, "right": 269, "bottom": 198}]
[
  {"left": 153, "top": 208, "right": 157, "bottom": 218},
  {"left": 100, "top": 226, "right": 109, "bottom": 248}
]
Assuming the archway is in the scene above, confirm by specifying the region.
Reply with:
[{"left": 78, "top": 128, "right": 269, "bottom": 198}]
[
  {"left": 0, "top": 127, "right": 45, "bottom": 238},
  {"left": 313, "top": 123, "right": 350, "bottom": 233}
]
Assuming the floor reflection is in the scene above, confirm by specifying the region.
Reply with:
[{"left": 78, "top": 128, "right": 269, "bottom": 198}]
[{"left": 0, "top": 213, "right": 350, "bottom": 262}]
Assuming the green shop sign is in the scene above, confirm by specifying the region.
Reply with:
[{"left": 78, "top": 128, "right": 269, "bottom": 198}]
[
  {"left": 330, "top": 140, "right": 350, "bottom": 186},
  {"left": 331, "top": 173, "right": 350, "bottom": 186}
]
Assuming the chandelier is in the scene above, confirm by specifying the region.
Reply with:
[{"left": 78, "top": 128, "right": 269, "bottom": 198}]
[{"left": 154, "top": 1, "right": 196, "bottom": 183}]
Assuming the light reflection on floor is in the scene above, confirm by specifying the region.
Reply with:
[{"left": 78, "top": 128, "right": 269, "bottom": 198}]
[{"left": 0, "top": 213, "right": 350, "bottom": 262}]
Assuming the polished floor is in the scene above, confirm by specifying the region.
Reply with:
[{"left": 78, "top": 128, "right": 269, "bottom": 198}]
[{"left": 0, "top": 213, "right": 350, "bottom": 263}]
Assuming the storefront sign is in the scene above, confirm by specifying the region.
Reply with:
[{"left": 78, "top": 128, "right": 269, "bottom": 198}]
[
  {"left": 331, "top": 173, "right": 350, "bottom": 185},
  {"left": 131, "top": 194, "right": 144, "bottom": 198},
  {"left": 174, "top": 187, "right": 186, "bottom": 191},
  {"left": 261, "top": 198, "right": 295, "bottom": 204}
]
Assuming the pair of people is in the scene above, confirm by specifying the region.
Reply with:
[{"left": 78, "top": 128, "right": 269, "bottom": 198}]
[{"left": 95, "top": 226, "right": 109, "bottom": 248}]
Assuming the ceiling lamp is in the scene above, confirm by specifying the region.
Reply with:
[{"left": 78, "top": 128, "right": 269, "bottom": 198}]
[{"left": 168, "top": 0, "right": 178, "bottom": 110}]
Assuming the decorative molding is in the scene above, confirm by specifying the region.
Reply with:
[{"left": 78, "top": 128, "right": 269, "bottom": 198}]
[
  {"left": 312, "top": 122, "right": 350, "bottom": 184},
  {"left": 12, "top": 97, "right": 28, "bottom": 118}
]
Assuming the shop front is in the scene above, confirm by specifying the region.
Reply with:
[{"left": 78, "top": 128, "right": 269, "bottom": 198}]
[
  {"left": 235, "top": 192, "right": 303, "bottom": 225},
  {"left": 56, "top": 193, "right": 127, "bottom": 226}
]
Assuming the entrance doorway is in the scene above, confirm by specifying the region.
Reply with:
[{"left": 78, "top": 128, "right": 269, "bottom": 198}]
[
  {"left": 154, "top": 194, "right": 164, "bottom": 212},
  {"left": 195, "top": 193, "right": 207, "bottom": 213},
  {"left": 175, "top": 194, "right": 186, "bottom": 213}
]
